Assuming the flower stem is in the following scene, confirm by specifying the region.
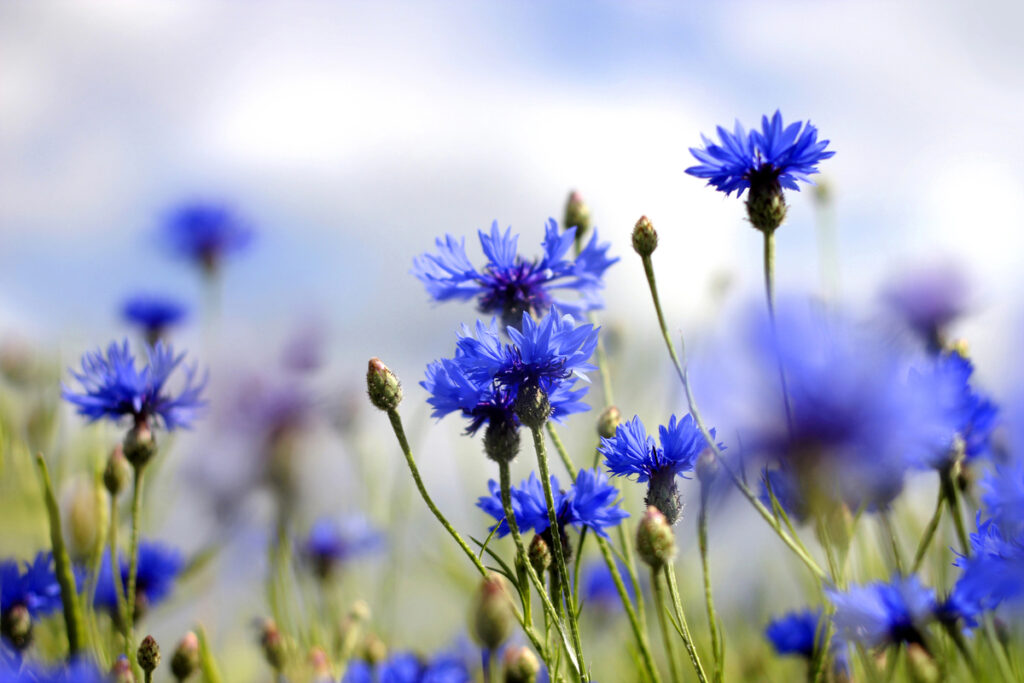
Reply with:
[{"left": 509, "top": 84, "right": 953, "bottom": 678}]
[
  {"left": 651, "top": 567, "right": 683, "bottom": 683},
  {"left": 34, "top": 454, "right": 86, "bottom": 657},
  {"left": 663, "top": 564, "right": 708, "bottom": 683},
  {"left": 530, "top": 426, "right": 588, "bottom": 681},
  {"left": 911, "top": 484, "right": 945, "bottom": 573},
  {"left": 383, "top": 408, "right": 548, "bottom": 658},
  {"left": 108, "top": 494, "right": 131, "bottom": 660},
  {"left": 698, "top": 493, "right": 722, "bottom": 682},
  {"left": 125, "top": 464, "right": 146, "bottom": 674},
  {"left": 762, "top": 228, "right": 777, "bottom": 319},
  {"left": 639, "top": 253, "right": 827, "bottom": 581},
  {"left": 940, "top": 466, "right": 971, "bottom": 555}
]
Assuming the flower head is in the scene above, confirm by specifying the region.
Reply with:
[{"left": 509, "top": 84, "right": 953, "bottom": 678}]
[
  {"left": 982, "top": 460, "right": 1024, "bottom": 538},
  {"left": 0, "top": 552, "right": 62, "bottom": 617},
  {"left": 764, "top": 609, "right": 822, "bottom": 658},
  {"left": 477, "top": 469, "right": 627, "bottom": 539},
  {"left": 341, "top": 651, "right": 470, "bottom": 683},
  {"left": 947, "top": 516, "right": 1024, "bottom": 620},
  {"left": 163, "top": 202, "right": 254, "bottom": 271},
  {"left": 600, "top": 414, "right": 717, "bottom": 483},
  {"left": 686, "top": 111, "right": 834, "bottom": 198},
  {"left": 302, "top": 516, "right": 384, "bottom": 578},
  {"left": 581, "top": 558, "right": 634, "bottom": 613},
  {"left": 62, "top": 340, "right": 207, "bottom": 430},
  {"left": 95, "top": 540, "right": 183, "bottom": 616},
  {"left": 122, "top": 294, "right": 188, "bottom": 342},
  {"left": 412, "top": 220, "right": 617, "bottom": 324},
  {"left": 884, "top": 263, "right": 970, "bottom": 347},
  {"left": 827, "top": 576, "right": 936, "bottom": 648}
]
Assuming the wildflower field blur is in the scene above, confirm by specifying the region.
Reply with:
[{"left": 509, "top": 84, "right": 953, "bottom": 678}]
[{"left": 3, "top": 3, "right": 1024, "bottom": 682}]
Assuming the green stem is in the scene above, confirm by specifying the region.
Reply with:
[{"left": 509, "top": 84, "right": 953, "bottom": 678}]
[
  {"left": 911, "top": 485, "right": 945, "bottom": 574},
  {"left": 196, "top": 624, "right": 224, "bottom": 683},
  {"left": 697, "top": 493, "right": 722, "bottom": 682},
  {"left": 810, "top": 613, "right": 836, "bottom": 683},
  {"left": 983, "top": 616, "right": 1016, "bottom": 683},
  {"left": 651, "top": 568, "right": 683, "bottom": 683},
  {"left": 664, "top": 564, "right": 708, "bottom": 683},
  {"left": 498, "top": 460, "right": 576, "bottom": 678},
  {"left": 383, "top": 409, "right": 548, "bottom": 658},
  {"left": 125, "top": 465, "right": 145, "bottom": 675},
  {"left": 879, "top": 511, "right": 905, "bottom": 576},
  {"left": 639, "top": 253, "right": 827, "bottom": 581},
  {"left": 763, "top": 229, "right": 777, "bottom": 318},
  {"left": 530, "top": 426, "right": 588, "bottom": 681},
  {"left": 35, "top": 454, "right": 86, "bottom": 656},
  {"left": 940, "top": 467, "right": 971, "bottom": 555},
  {"left": 108, "top": 494, "right": 131, "bottom": 660}
]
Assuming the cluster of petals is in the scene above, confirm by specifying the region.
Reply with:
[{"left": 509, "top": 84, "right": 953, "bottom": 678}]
[
  {"left": 93, "top": 540, "right": 184, "bottom": 614},
  {"left": 599, "top": 413, "right": 719, "bottom": 482},
  {"left": 342, "top": 650, "right": 470, "bottom": 683}
]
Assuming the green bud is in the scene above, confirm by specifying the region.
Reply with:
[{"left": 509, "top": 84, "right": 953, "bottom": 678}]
[
  {"left": 366, "top": 358, "right": 402, "bottom": 412},
  {"left": 503, "top": 646, "right": 541, "bottom": 683},
  {"left": 484, "top": 419, "right": 520, "bottom": 464},
  {"left": 138, "top": 634, "right": 161, "bottom": 674},
  {"left": 104, "top": 445, "right": 132, "bottom": 497},
  {"left": 631, "top": 216, "right": 658, "bottom": 257},
  {"left": 644, "top": 470, "right": 683, "bottom": 526},
  {"left": 563, "top": 191, "right": 591, "bottom": 241},
  {"left": 746, "top": 173, "right": 787, "bottom": 233},
  {"left": 597, "top": 405, "right": 621, "bottom": 440},
  {"left": 124, "top": 421, "right": 157, "bottom": 469},
  {"left": 111, "top": 656, "right": 136, "bottom": 683},
  {"left": 1, "top": 604, "right": 32, "bottom": 651},
  {"left": 170, "top": 631, "right": 200, "bottom": 681},
  {"left": 513, "top": 383, "right": 550, "bottom": 430},
  {"left": 528, "top": 534, "right": 551, "bottom": 577},
  {"left": 260, "top": 618, "right": 287, "bottom": 672},
  {"left": 471, "top": 573, "right": 515, "bottom": 650},
  {"left": 636, "top": 506, "right": 676, "bottom": 569}
]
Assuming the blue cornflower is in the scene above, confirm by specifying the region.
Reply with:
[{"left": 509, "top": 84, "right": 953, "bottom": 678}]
[
  {"left": 94, "top": 540, "right": 183, "bottom": 617},
  {"left": 0, "top": 553, "right": 62, "bottom": 618},
  {"left": 827, "top": 576, "right": 937, "bottom": 649},
  {"left": 686, "top": 111, "right": 834, "bottom": 198},
  {"left": 62, "top": 340, "right": 206, "bottom": 430},
  {"left": 981, "top": 459, "right": 1024, "bottom": 537},
  {"left": 764, "top": 609, "right": 849, "bottom": 676},
  {"left": 422, "top": 310, "right": 597, "bottom": 461},
  {"left": 341, "top": 652, "right": 470, "bottom": 683},
  {"left": 0, "top": 658, "right": 107, "bottom": 683},
  {"left": 122, "top": 294, "right": 188, "bottom": 343},
  {"left": 302, "top": 516, "right": 384, "bottom": 578},
  {"left": 477, "top": 469, "right": 627, "bottom": 539},
  {"left": 412, "top": 220, "right": 617, "bottom": 324},
  {"left": 599, "top": 413, "right": 721, "bottom": 523},
  {"left": 907, "top": 351, "right": 998, "bottom": 468},
  {"left": 581, "top": 558, "right": 634, "bottom": 613},
  {"left": 884, "top": 263, "right": 970, "bottom": 349},
  {"left": 947, "top": 515, "right": 1024, "bottom": 620},
  {"left": 163, "top": 202, "right": 254, "bottom": 272}
]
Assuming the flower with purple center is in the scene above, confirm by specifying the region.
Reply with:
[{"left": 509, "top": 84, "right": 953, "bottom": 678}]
[
  {"left": 122, "top": 294, "right": 188, "bottom": 344},
  {"left": 412, "top": 220, "right": 617, "bottom": 325},
  {"left": 94, "top": 540, "right": 184, "bottom": 618},
  {"left": 302, "top": 516, "right": 384, "bottom": 579},
  {"left": 422, "top": 310, "right": 597, "bottom": 461},
  {"left": 163, "top": 202, "right": 254, "bottom": 273},
  {"left": 827, "top": 576, "right": 937, "bottom": 649},
  {"left": 686, "top": 110, "right": 834, "bottom": 198},
  {"left": 62, "top": 340, "right": 206, "bottom": 430},
  {"left": 476, "top": 469, "right": 627, "bottom": 539}
]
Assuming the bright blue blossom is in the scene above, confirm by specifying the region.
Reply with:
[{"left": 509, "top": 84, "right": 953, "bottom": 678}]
[
  {"left": 341, "top": 652, "right": 470, "bottom": 683},
  {"left": 94, "top": 541, "right": 183, "bottom": 615},
  {"left": 0, "top": 658, "right": 108, "bottom": 683},
  {"left": 422, "top": 310, "right": 598, "bottom": 440},
  {"left": 686, "top": 111, "right": 834, "bottom": 197},
  {"left": 302, "top": 516, "right": 384, "bottom": 577},
  {"left": 600, "top": 414, "right": 718, "bottom": 483},
  {"left": 477, "top": 469, "right": 627, "bottom": 539},
  {"left": 581, "top": 558, "right": 634, "bottom": 613},
  {"left": 122, "top": 294, "right": 188, "bottom": 340},
  {"left": 62, "top": 340, "right": 206, "bottom": 430},
  {"left": 981, "top": 459, "right": 1024, "bottom": 538},
  {"left": 412, "top": 220, "right": 617, "bottom": 323},
  {"left": 0, "top": 552, "right": 62, "bottom": 618},
  {"left": 827, "top": 576, "right": 936, "bottom": 648},
  {"left": 163, "top": 202, "right": 254, "bottom": 270},
  {"left": 764, "top": 609, "right": 822, "bottom": 658},
  {"left": 948, "top": 516, "right": 1024, "bottom": 619}
]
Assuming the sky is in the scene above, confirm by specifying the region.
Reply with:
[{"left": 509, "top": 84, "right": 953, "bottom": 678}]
[{"left": 1, "top": 0, "right": 1023, "bottom": 370}]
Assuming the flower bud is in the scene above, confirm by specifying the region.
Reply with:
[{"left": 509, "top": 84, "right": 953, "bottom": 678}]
[
  {"left": 631, "top": 216, "right": 658, "bottom": 257},
  {"left": 170, "top": 631, "right": 200, "bottom": 681},
  {"left": 111, "top": 656, "right": 136, "bottom": 683},
  {"left": 513, "top": 382, "right": 551, "bottom": 430},
  {"left": 597, "top": 405, "right": 621, "bottom": 440},
  {"left": 308, "top": 646, "right": 332, "bottom": 682},
  {"left": 124, "top": 421, "right": 157, "bottom": 469},
  {"left": 645, "top": 470, "right": 682, "bottom": 526},
  {"left": 746, "top": 174, "right": 787, "bottom": 233},
  {"left": 563, "top": 191, "right": 591, "bottom": 241},
  {"left": 636, "top": 506, "right": 676, "bottom": 569},
  {"left": 260, "top": 618, "right": 287, "bottom": 672},
  {"left": 105, "top": 444, "right": 132, "bottom": 497},
  {"left": 1, "top": 604, "right": 32, "bottom": 651},
  {"left": 528, "top": 534, "right": 551, "bottom": 576},
  {"left": 138, "top": 634, "right": 161, "bottom": 675},
  {"left": 366, "top": 358, "right": 402, "bottom": 412},
  {"left": 503, "top": 646, "right": 541, "bottom": 683},
  {"left": 695, "top": 449, "right": 719, "bottom": 486},
  {"left": 362, "top": 633, "right": 387, "bottom": 664},
  {"left": 484, "top": 418, "right": 520, "bottom": 464},
  {"left": 471, "top": 573, "right": 515, "bottom": 650}
]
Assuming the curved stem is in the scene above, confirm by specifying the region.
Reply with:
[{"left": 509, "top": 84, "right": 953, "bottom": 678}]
[
  {"left": 664, "top": 564, "right": 708, "bottom": 683},
  {"left": 125, "top": 464, "right": 146, "bottom": 668},
  {"left": 940, "top": 466, "right": 971, "bottom": 555},
  {"left": 639, "top": 253, "right": 827, "bottom": 581},
  {"left": 911, "top": 484, "right": 945, "bottom": 574},
  {"left": 651, "top": 567, "right": 683, "bottom": 683},
  {"left": 530, "top": 426, "right": 588, "bottom": 681},
  {"left": 698, "top": 494, "right": 722, "bottom": 682}
]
